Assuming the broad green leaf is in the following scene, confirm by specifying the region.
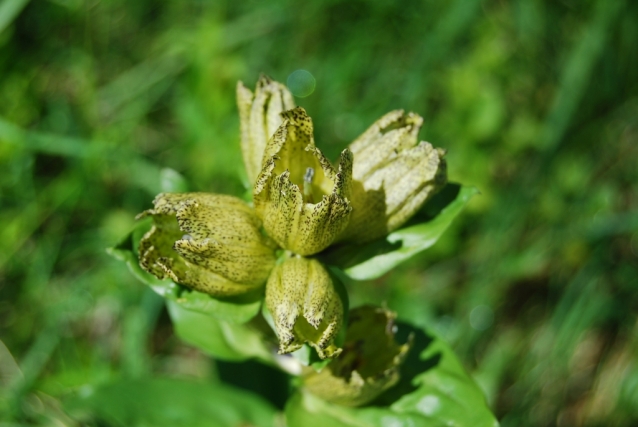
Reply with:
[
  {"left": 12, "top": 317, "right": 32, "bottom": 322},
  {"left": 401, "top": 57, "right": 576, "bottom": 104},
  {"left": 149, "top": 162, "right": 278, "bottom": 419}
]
[
  {"left": 321, "top": 185, "right": 478, "bottom": 280},
  {"left": 167, "top": 300, "right": 275, "bottom": 363},
  {"left": 64, "top": 377, "right": 279, "bottom": 427},
  {"left": 171, "top": 288, "right": 263, "bottom": 324},
  {"left": 285, "top": 323, "right": 499, "bottom": 427},
  {"left": 107, "top": 220, "right": 262, "bottom": 324}
]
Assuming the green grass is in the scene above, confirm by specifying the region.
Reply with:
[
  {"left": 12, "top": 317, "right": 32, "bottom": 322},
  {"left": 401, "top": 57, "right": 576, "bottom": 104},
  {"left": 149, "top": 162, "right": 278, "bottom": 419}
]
[{"left": 1, "top": 0, "right": 637, "bottom": 425}]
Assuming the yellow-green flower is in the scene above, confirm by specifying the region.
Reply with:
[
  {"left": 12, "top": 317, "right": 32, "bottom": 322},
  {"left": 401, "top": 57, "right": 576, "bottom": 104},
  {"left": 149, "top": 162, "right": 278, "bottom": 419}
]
[
  {"left": 338, "top": 110, "right": 447, "bottom": 243},
  {"left": 137, "top": 76, "right": 447, "bottom": 359},
  {"left": 301, "top": 305, "right": 411, "bottom": 406},
  {"left": 137, "top": 193, "right": 277, "bottom": 297},
  {"left": 265, "top": 256, "right": 343, "bottom": 359},
  {"left": 253, "top": 108, "right": 353, "bottom": 256}
]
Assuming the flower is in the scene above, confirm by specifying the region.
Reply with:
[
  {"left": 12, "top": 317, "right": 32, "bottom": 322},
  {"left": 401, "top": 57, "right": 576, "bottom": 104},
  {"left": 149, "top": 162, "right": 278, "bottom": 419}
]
[
  {"left": 301, "top": 305, "right": 412, "bottom": 406},
  {"left": 338, "top": 110, "right": 447, "bottom": 243},
  {"left": 253, "top": 107, "right": 353, "bottom": 256},
  {"left": 136, "top": 76, "right": 447, "bottom": 359},
  {"left": 137, "top": 193, "right": 277, "bottom": 297},
  {"left": 265, "top": 256, "right": 344, "bottom": 359}
]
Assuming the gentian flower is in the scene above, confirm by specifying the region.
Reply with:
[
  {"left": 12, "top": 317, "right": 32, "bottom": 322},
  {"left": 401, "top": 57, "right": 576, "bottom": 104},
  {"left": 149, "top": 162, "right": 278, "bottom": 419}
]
[
  {"left": 301, "top": 305, "right": 411, "bottom": 406},
  {"left": 265, "top": 256, "right": 343, "bottom": 359},
  {"left": 253, "top": 107, "right": 353, "bottom": 256},
  {"left": 137, "top": 76, "right": 447, "bottom": 359},
  {"left": 137, "top": 193, "right": 277, "bottom": 296},
  {"left": 339, "top": 110, "right": 447, "bottom": 243}
]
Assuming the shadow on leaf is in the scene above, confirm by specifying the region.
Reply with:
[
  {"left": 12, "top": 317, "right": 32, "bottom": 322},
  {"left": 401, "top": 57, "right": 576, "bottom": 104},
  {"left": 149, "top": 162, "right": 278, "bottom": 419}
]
[
  {"left": 369, "top": 322, "right": 441, "bottom": 407},
  {"left": 319, "top": 183, "right": 461, "bottom": 271}
]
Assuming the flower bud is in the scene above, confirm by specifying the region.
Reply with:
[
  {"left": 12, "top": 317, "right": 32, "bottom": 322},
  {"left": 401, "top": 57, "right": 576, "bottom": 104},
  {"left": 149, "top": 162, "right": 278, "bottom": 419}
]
[
  {"left": 254, "top": 107, "right": 353, "bottom": 256},
  {"left": 265, "top": 256, "right": 344, "bottom": 359},
  {"left": 237, "top": 75, "right": 296, "bottom": 185},
  {"left": 338, "top": 110, "right": 447, "bottom": 243},
  {"left": 137, "top": 193, "right": 277, "bottom": 297},
  {"left": 302, "top": 305, "right": 411, "bottom": 406}
]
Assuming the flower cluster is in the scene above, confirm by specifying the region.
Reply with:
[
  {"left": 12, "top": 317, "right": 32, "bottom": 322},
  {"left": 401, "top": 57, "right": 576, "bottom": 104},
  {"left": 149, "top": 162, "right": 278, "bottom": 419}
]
[{"left": 137, "top": 75, "right": 447, "bottom": 360}]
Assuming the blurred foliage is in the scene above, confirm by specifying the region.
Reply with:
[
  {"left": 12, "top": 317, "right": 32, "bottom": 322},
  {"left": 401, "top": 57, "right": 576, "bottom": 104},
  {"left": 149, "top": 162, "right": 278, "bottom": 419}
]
[
  {"left": 65, "top": 377, "right": 280, "bottom": 427},
  {"left": 1, "top": 0, "right": 637, "bottom": 426}
]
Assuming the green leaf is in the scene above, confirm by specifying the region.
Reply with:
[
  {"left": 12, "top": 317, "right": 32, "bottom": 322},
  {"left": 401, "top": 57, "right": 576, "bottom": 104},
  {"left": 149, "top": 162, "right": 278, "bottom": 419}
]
[
  {"left": 172, "top": 288, "right": 263, "bottom": 324},
  {"left": 107, "top": 220, "right": 262, "bottom": 324},
  {"left": 321, "top": 185, "right": 478, "bottom": 280},
  {"left": 285, "top": 323, "right": 499, "bottom": 427},
  {"left": 166, "top": 300, "right": 275, "bottom": 363},
  {"left": 64, "top": 377, "right": 279, "bottom": 427}
]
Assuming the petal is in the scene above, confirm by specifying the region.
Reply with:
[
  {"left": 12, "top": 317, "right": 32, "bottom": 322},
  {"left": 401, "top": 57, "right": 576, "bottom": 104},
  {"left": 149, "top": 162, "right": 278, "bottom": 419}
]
[
  {"left": 261, "top": 107, "right": 324, "bottom": 190},
  {"left": 138, "top": 216, "right": 255, "bottom": 296},
  {"left": 349, "top": 110, "right": 422, "bottom": 181},
  {"left": 172, "top": 197, "right": 277, "bottom": 286},
  {"left": 237, "top": 76, "right": 296, "bottom": 184},
  {"left": 254, "top": 150, "right": 353, "bottom": 256}
]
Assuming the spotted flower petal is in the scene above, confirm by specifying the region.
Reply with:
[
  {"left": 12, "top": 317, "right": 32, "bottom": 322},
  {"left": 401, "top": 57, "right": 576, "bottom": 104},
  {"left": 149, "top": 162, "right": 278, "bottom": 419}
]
[{"left": 237, "top": 75, "right": 296, "bottom": 185}]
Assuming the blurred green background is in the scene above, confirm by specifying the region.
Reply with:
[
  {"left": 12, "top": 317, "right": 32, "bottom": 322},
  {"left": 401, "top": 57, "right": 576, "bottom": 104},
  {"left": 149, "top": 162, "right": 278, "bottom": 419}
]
[{"left": 1, "top": 0, "right": 637, "bottom": 425}]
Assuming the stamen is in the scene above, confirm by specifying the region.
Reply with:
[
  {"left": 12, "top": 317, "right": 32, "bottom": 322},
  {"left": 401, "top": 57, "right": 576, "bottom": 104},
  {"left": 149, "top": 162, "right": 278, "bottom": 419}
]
[
  {"left": 303, "top": 167, "right": 315, "bottom": 202},
  {"left": 304, "top": 167, "right": 315, "bottom": 184}
]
